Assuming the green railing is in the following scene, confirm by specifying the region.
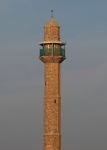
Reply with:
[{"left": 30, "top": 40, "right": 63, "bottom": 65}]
[{"left": 40, "top": 48, "right": 65, "bottom": 57}]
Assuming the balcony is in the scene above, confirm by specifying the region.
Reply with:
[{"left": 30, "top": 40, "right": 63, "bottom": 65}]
[{"left": 40, "top": 48, "right": 65, "bottom": 58}]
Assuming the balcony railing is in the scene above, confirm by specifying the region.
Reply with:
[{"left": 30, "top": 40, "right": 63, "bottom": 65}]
[{"left": 40, "top": 48, "right": 65, "bottom": 57}]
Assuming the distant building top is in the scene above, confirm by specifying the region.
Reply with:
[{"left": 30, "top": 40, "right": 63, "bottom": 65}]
[
  {"left": 43, "top": 11, "right": 60, "bottom": 41},
  {"left": 44, "top": 17, "right": 59, "bottom": 27}
]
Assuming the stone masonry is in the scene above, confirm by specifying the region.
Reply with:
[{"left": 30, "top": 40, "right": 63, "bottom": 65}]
[
  {"left": 44, "top": 63, "right": 61, "bottom": 150},
  {"left": 39, "top": 15, "right": 65, "bottom": 150}
]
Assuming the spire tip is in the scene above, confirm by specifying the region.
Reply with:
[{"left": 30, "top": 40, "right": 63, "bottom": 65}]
[{"left": 51, "top": 10, "right": 54, "bottom": 18}]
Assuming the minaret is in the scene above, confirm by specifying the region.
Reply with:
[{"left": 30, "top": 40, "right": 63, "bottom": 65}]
[{"left": 39, "top": 12, "right": 66, "bottom": 150}]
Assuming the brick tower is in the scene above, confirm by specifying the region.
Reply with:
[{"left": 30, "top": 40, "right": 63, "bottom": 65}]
[{"left": 39, "top": 12, "right": 66, "bottom": 150}]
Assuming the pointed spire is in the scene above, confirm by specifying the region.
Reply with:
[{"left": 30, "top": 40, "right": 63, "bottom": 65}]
[{"left": 44, "top": 10, "right": 59, "bottom": 27}]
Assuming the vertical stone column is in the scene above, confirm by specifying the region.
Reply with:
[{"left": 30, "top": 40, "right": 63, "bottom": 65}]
[
  {"left": 39, "top": 15, "right": 66, "bottom": 150},
  {"left": 44, "top": 63, "right": 61, "bottom": 150}
]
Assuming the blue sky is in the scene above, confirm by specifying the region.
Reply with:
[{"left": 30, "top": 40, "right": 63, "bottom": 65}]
[{"left": 0, "top": 0, "right": 107, "bottom": 150}]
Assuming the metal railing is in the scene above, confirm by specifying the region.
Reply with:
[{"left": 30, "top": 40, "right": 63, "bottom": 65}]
[{"left": 40, "top": 48, "right": 65, "bottom": 57}]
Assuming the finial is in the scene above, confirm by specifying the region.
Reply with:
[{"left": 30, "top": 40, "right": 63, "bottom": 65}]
[{"left": 51, "top": 10, "right": 54, "bottom": 18}]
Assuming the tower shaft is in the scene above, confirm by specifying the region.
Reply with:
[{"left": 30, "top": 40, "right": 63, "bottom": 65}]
[
  {"left": 44, "top": 63, "right": 61, "bottom": 150},
  {"left": 39, "top": 14, "right": 66, "bottom": 150}
]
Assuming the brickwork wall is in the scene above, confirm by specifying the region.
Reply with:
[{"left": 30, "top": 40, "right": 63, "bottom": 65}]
[
  {"left": 44, "top": 63, "right": 61, "bottom": 150},
  {"left": 44, "top": 26, "right": 60, "bottom": 41}
]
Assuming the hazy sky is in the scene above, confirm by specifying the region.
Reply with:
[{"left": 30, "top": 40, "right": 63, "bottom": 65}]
[{"left": 0, "top": 0, "right": 107, "bottom": 150}]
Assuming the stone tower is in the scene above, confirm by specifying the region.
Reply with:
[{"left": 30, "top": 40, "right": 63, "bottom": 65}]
[{"left": 39, "top": 13, "right": 66, "bottom": 150}]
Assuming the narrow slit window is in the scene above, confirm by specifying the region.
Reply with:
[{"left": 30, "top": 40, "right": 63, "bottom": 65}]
[{"left": 54, "top": 99, "right": 56, "bottom": 103}]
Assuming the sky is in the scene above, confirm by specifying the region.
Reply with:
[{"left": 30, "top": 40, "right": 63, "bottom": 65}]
[{"left": 0, "top": 0, "right": 107, "bottom": 150}]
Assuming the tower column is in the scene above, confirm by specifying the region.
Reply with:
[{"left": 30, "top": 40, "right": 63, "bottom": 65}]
[
  {"left": 39, "top": 14, "right": 66, "bottom": 150},
  {"left": 44, "top": 63, "right": 61, "bottom": 150}
]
